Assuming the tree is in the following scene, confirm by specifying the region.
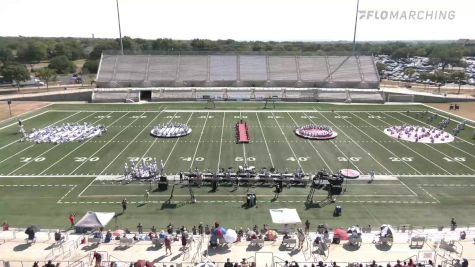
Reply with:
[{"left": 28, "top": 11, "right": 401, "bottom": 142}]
[
  {"left": 450, "top": 71, "right": 467, "bottom": 94},
  {"left": 404, "top": 68, "right": 416, "bottom": 79},
  {"left": 48, "top": 55, "right": 76, "bottom": 74},
  {"left": 0, "top": 63, "right": 30, "bottom": 91},
  {"left": 89, "top": 40, "right": 120, "bottom": 59},
  {"left": 82, "top": 59, "right": 99, "bottom": 73},
  {"left": 376, "top": 62, "right": 386, "bottom": 77},
  {"left": 17, "top": 41, "right": 48, "bottom": 62},
  {"left": 0, "top": 46, "right": 14, "bottom": 63},
  {"left": 36, "top": 68, "right": 56, "bottom": 89}
]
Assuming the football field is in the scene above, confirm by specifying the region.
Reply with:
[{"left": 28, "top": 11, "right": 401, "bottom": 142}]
[{"left": 0, "top": 102, "right": 474, "bottom": 230}]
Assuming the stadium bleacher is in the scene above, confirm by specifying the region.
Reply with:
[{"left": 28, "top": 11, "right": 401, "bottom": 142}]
[
  {"left": 96, "top": 54, "right": 379, "bottom": 89},
  {"left": 210, "top": 55, "right": 237, "bottom": 85}
]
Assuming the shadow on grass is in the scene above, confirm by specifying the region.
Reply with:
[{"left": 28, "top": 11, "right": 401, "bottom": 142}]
[
  {"left": 14, "top": 243, "right": 32, "bottom": 252},
  {"left": 343, "top": 242, "right": 361, "bottom": 252},
  {"left": 81, "top": 243, "right": 99, "bottom": 251},
  {"left": 375, "top": 243, "right": 392, "bottom": 251}
]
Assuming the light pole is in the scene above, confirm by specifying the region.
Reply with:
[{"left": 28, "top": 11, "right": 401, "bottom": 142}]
[
  {"left": 116, "top": 0, "right": 124, "bottom": 55},
  {"left": 352, "top": 0, "right": 360, "bottom": 56}
]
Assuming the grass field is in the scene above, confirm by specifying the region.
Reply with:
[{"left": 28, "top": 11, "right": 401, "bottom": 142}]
[{"left": 0, "top": 102, "right": 474, "bottom": 231}]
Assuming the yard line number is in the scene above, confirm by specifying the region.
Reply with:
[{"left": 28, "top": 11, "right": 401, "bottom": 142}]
[
  {"left": 389, "top": 157, "right": 413, "bottom": 162},
  {"left": 443, "top": 157, "right": 466, "bottom": 162},
  {"left": 286, "top": 157, "right": 310, "bottom": 162},
  {"left": 130, "top": 115, "right": 147, "bottom": 119},
  {"left": 95, "top": 115, "right": 111, "bottom": 119},
  {"left": 235, "top": 157, "right": 256, "bottom": 162},
  {"left": 181, "top": 157, "right": 204, "bottom": 162},
  {"left": 337, "top": 157, "right": 361, "bottom": 162},
  {"left": 74, "top": 157, "right": 100, "bottom": 162},
  {"left": 20, "top": 157, "right": 45, "bottom": 163}
]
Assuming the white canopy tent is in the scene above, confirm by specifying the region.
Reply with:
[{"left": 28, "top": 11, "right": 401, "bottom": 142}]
[
  {"left": 74, "top": 211, "right": 115, "bottom": 233},
  {"left": 269, "top": 209, "right": 302, "bottom": 224}
]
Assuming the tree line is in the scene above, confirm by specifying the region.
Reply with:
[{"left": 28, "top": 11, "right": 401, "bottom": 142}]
[{"left": 1, "top": 36, "right": 474, "bottom": 89}]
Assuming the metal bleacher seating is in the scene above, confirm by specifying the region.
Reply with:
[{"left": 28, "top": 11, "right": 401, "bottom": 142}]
[
  {"left": 298, "top": 56, "right": 330, "bottom": 82},
  {"left": 96, "top": 54, "right": 380, "bottom": 89},
  {"left": 210, "top": 55, "right": 237, "bottom": 85}
]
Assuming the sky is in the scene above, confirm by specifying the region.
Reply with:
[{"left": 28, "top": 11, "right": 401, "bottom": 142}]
[{"left": 0, "top": 0, "right": 473, "bottom": 41}]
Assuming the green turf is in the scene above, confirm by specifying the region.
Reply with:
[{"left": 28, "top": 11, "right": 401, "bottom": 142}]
[{"left": 0, "top": 102, "right": 474, "bottom": 231}]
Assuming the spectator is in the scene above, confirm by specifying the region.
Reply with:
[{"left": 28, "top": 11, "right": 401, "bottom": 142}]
[
  {"left": 284, "top": 261, "right": 289, "bottom": 267},
  {"left": 394, "top": 261, "right": 403, "bottom": 267},
  {"left": 233, "top": 263, "right": 239, "bottom": 267},
  {"left": 198, "top": 223, "right": 203, "bottom": 235},
  {"left": 453, "top": 260, "right": 462, "bottom": 267},
  {"left": 224, "top": 258, "right": 233, "bottom": 267},
  {"left": 137, "top": 223, "right": 143, "bottom": 234},
  {"left": 305, "top": 220, "right": 310, "bottom": 234},
  {"left": 241, "top": 259, "right": 249, "bottom": 267},
  {"left": 451, "top": 218, "right": 457, "bottom": 230},
  {"left": 461, "top": 259, "right": 468, "bottom": 267},
  {"left": 181, "top": 232, "right": 187, "bottom": 250},
  {"left": 2, "top": 221, "right": 9, "bottom": 231},
  {"left": 68, "top": 214, "right": 75, "bottom": 227},
  {"left": 297, "top": 228, "right": 305, "bottom": 250},
  {"left": 44, "top": 261, "right": 55, "bottom": 267},
  {"left": 121, "top": 198, "right": 127, "bottom": 213},
  {"left": 460, "top": 230, "right": 466, "bottom": 240},
  {"left": 164, "top": 236, "right": 172, "bottom": 255},
  {"left": 91, "top": 252, "right": 102, "bottom": 267},
  {"left": 32, "top": 262, "right": 39, "bottom": 267}
]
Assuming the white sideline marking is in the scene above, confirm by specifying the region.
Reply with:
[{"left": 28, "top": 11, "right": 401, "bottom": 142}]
[
  {"left": 189, "top": 112, "right": 209, "bottom": 169},
  {"left": 163, "top": 112, "right": 194, "bottom": 167},
  {"left": 7, "top": 112, "right": 95, "bottom": 175},
  {"left": 341, "top": 112, "right": 423, "bottom": 175},
  {"left": 77, "top": 179, "right": 95, "bottom": 198},
  {"left": 272, "top": 111, "right": 304, "bottom": 172},
  {"left": 287, "top": 112, "right": 332, "bottom": 172},
  {"left": 38, "top": 112, "right": 117, "bottom": 175},
  {"left": 317, "top": 110, "right": 384, "bottom": 174},
  {"left": 67, "top": 111, "right": 143, "bottom": 175},
  {"left": 216, "top": 112, "right": 225, "bottom": 170},
  {"left": 57, "top": 185, "right": 78, "bottom": 203},
  {"left": 49, "top": 109, "right": 429, "bottom": 113},
  {"left": 417, "top": 184, "right": 440, "bottom": 203},
  {"left": 361, "top": 112, "right": 452, "bottom": 175},
  {"left": 256, "top": 112, "right": 274, "bottom": 167}
]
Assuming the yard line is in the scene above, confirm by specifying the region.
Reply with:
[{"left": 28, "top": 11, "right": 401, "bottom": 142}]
[
  {"left": 189, "top": 112, "right": 209, "bottom": 169},
  {"left": 216, "top": 112, "right": 226, "bottom": 171},
  {"left": 256, "top": 112, "right": 274, "bottom": 167},
  {"left": 137, "top": 111, "right": 178, "bottom": 165},
  {"left": 354, "top": 112, "right": 450, "bottom": 175},
  {"left": 7, "top": 112, "right": 96, "bottom": 175},
  {"left": 316, "top": 110, "right": 385, "bottom": 174},
  {"left": 338, "top": 112, "right": 423, "bottom": 175},
  {"left": 0, "top": 112, "right": 86, "bottom": 163},
  {"left": 0, "top": 110, "right": 50, "bottom": 131},
  {"left": 240, "top": 111, "right": 247, "bottom": 165},
  {"left": 38, "top": 112, "right": 117, "bottom": 175},
  {"left": 67, "top": 111, "right": 145, "bottom": 175},
  {"left": 100, "top": 110, "right": 166, "bottom": 175},
  {"left": 287, "top": 112, "right": 332, "bottom": 172},
  {"left": 271, "top": 112, "right": 304, "bottom": 172},
  {"left": 396, "top": 112, "right": 475, "bottom": 154},
  {"left": 163, "top": 112, "right": 194, "bottom": 168},
  {"left": 0, "top": 111, "right": 81, "bottom": 151}
]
